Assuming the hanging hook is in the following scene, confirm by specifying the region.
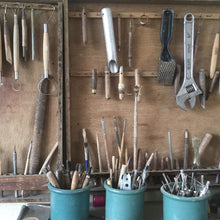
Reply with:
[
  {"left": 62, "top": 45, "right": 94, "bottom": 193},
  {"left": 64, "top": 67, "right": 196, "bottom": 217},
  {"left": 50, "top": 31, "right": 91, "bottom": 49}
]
[
  {"left": 139, "top": 13, "right": 149, "bottom": 26},
  {"left": 47, "top": 5, "right": 55, "bottom": 24}
]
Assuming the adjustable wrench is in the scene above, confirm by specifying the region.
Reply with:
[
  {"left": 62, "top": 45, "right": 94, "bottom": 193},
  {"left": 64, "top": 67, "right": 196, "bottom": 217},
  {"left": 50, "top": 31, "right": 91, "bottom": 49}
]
[{"left": 176, "top": 13, "right": 201, "bottom": 110}]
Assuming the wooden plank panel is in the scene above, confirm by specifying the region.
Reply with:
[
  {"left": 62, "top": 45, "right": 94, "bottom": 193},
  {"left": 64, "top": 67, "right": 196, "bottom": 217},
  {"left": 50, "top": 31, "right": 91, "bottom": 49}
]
[
  {"left": 0, "top": 175, "right": 48, "bottom": 190},
  {"left": 0, "top": 8, "right": 58, "bottom": 174},
  {"left": 68, "top": 3, "right": 220, "bottom": 172}
]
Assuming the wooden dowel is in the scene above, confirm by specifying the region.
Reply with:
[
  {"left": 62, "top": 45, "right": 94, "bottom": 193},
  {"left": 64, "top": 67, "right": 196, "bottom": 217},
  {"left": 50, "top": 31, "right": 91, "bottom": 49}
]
[{"left": 39, "top": 142, "right": 58, "bottom": 174}]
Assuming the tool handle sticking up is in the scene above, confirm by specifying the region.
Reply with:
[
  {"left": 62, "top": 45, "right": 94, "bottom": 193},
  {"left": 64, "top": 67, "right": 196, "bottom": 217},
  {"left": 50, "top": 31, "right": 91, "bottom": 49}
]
[{"left": 43, "top": 24, "right": 49, "bottom": 79}]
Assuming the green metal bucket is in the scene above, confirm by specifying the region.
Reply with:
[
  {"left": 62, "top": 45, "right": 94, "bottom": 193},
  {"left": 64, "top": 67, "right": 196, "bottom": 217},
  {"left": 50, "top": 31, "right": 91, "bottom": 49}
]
[
  {"left": 48, "top": 183, "right": 92, "bottom": 220},
  {"left": 161, "top": 184, "right": 210, "bottom": 220},
  {"left": 104, "top": 180, "right": 147, "bottom": 220}
]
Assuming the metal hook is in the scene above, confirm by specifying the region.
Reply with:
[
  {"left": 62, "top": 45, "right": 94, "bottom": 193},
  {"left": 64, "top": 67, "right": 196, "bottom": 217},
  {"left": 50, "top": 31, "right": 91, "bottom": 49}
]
[
  {"left": 139, "top": 13, "right": 149, "bottom": 26},
  {"left": 47, "top": 5, "right": 55, "bottom": 24}
]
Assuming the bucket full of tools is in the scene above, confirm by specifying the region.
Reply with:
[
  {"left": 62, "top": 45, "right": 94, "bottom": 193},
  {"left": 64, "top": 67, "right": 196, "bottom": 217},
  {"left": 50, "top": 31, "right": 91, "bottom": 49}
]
[
  {"left": 161, "top": 170, "right": 211, "bottom": 220},
  {"left": 104, "top": 153, "right": 154, "bottom": 220},
  {"left": 104, "top": 181, "right": 147, "bottom": 220},
  {"left": 48, "top": 182, "right": 92, "bottom": 220}
]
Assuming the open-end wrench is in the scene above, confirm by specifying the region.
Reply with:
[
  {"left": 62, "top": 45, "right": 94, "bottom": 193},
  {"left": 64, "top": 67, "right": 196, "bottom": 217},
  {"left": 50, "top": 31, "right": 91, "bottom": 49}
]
[{"left": 176, "top": 13, "right": 202, "bottom": 111}]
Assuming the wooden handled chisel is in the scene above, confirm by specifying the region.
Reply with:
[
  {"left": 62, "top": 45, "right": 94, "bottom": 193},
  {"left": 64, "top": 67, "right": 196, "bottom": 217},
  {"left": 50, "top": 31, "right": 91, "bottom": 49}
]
[
  {"left": 210, "top": 23, "right": 220, "bottom": 79},
  {"left": 4, "top": 11, "right": 12, "bottom": 64},
  {"left": 22, "top": 6, "right": 28, "bottom": 61}
]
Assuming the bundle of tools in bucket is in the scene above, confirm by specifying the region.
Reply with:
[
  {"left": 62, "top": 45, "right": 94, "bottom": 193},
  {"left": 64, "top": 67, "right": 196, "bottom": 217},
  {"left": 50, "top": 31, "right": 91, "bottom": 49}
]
[
  {"left": 162, "top": 170, "right": 210, "bottom": 197},
  {"left": 106, "top": 152, "right": 154, "bottom": 190},
  {"left": 43, "top": 162, "right": 91, "bottom": 190}
]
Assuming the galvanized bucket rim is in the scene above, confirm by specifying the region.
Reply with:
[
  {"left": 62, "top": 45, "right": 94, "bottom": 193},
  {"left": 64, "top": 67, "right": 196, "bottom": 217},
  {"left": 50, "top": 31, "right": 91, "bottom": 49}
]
[
  {"left": 48, "top": 182, "right": 92, "bottom": 195},
  {"left": 160, "top": 184, "right": 211, "bottom": 202},
  {"left": 104, "top": 179, "right": 147, "bottom": 195}
]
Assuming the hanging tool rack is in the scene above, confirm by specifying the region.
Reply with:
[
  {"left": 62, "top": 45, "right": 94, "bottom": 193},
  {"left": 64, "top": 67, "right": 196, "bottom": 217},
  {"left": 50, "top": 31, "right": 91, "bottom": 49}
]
[
  {"left": 0, "top": 0, "right": 220, "bottom": 203},
  {"left": 66, "top": 0, "right": 220, "bottom": 194},
  {"left": 0, "top": 0, "right": 64, "bottom": 202}
]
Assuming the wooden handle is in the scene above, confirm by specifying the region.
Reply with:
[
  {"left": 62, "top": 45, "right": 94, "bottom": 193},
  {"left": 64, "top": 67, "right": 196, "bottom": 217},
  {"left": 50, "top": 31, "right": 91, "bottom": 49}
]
[
  {"left": 135, "top": 69, "right": 141, "bottom": 102},
  {"left": 199, "top": 133, "right": 213, "bottom": 156},
  {"left": 160, "top": 156, "right": 164, "bottom": 170},
  {"left": 96, "top": 133, "right": 102, "bottom": 172},
  {"left": 117, "top": 164, "right": 127, "bottom": 188},
  {"left": 103, "top": 134, "right": 111, "bottom": 171},
  {"left": 39, "top": 142, "right": 58, "bottom": 174},
  {"left": 118, "top": 66, "right": 124, "bottom": 100},
  {"left": 82, "top": 8, "right": 87, "bottom": 46},
  {"left": 210, "top": 33, "right": 219, "bottom": 79},
  {"left": 112, "top": 156, "right": 115, "bottom": 172},
  {"left": 92, "top": 69, "right": 97, "bottom": 94},
  {"left": 0, "top": 25, "right": 2, "bottom": 72},
  {"left": 71, "top": 170, "right": 79, "bottom": 190},
  {"left": 174, "top": 64, "right": 181, "bottom": 95},
  {"left": 82, "top": 176, "right": 90, "bottom": 188},
  {"left": 47, "top": 171, "right": 61, "bottom": 188},
  {"left": 43, "top": 24, "right": 49, "bottom": 78},
  {"left": 13, "top": 14, "right": 19, "bottom": 80},
  {"left": 209, "top": 71, "right": 219, "bottom": 93},
  {"left": 118, "top": 16, "right": 121, "bottom": 51},
  {"left": 4, "top": 18, "right": 12, "bottom": 64},
  {"left": 128, "top": 31, "right": 132, "bottom": 67},
  {"left": 105, "top": 66, "right": 111, "bottom": 99},
  {"left": 137, "top": 149, "right": 142, "bottom": 171},
  {"left": 153, "top": 151, "right": 158, "bottom": 170},
  {"left": 22, "top": 9, "right": 28, "bottom": 60},
  {"left": 165, "top": 157, "right": 171, "bottom": 170}
]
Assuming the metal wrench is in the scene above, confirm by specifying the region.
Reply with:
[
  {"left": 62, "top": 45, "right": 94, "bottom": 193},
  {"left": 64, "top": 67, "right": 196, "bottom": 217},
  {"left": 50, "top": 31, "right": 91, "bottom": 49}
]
[{"left": 176, "top": 13, "right": 201, "bottom": 110}]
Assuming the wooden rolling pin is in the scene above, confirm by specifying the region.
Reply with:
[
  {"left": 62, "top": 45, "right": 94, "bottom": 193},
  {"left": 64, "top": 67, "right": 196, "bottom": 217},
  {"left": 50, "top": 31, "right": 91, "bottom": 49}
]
[{"left": 210, "top": 24, "right": 220, "bottom": 79}]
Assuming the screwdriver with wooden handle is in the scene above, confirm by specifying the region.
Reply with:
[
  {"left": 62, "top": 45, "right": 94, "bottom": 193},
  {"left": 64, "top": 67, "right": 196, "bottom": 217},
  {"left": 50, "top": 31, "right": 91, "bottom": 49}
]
[{"left": 210, "top": 23, "right": 220, "bottom": 79}]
